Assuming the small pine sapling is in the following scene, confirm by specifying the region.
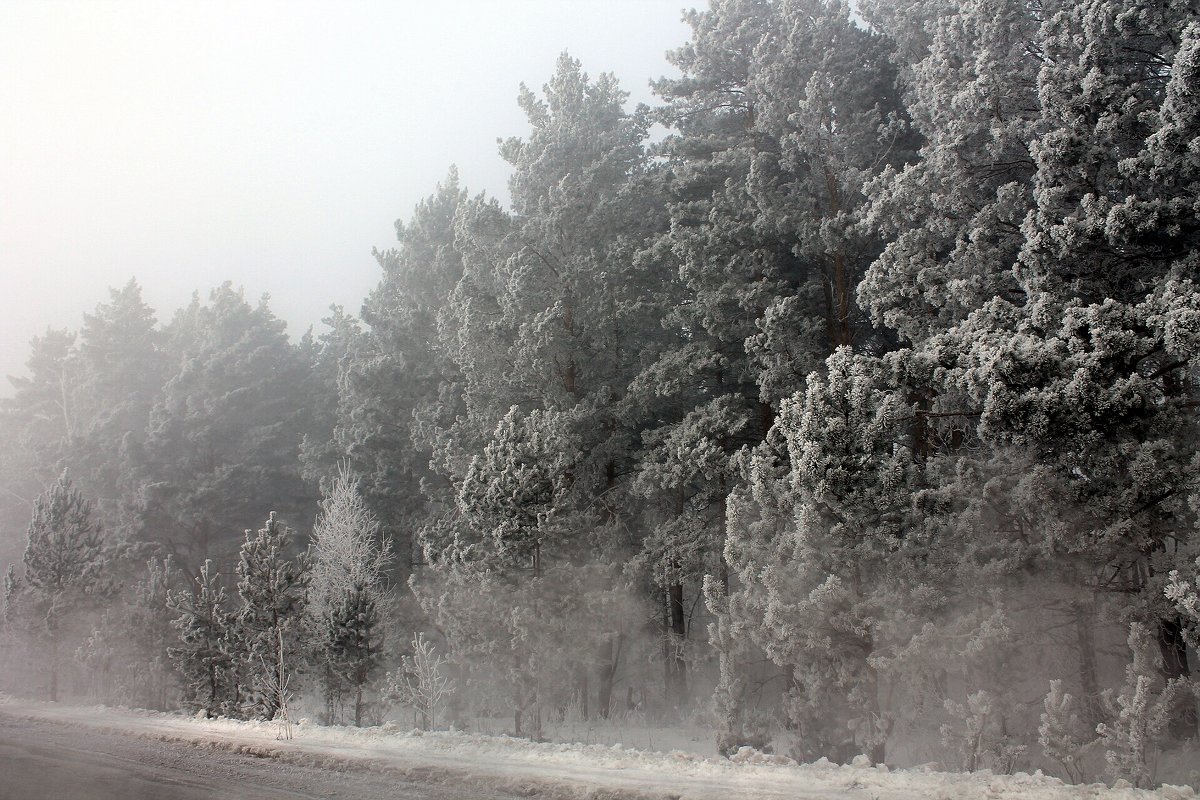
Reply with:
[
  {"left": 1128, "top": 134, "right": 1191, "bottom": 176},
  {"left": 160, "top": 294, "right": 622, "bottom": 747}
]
[
  {"left": 1095, "top": 623, "right": 1189, "bottom": 788},
  {"left": 3, "top": 472, "right": 112, "bottom": 701},
  {"left": 324, "top": 584, "right": 382, "bottom": 727},
  {"left": 1038, "top": 679, "right": 1096, "bottom": 784},
  {"left": 168, "top": 560, "right": 237, "bottom": 717},
  {"left": 307, "top": 465, "right": 390, "bottom": 726}
]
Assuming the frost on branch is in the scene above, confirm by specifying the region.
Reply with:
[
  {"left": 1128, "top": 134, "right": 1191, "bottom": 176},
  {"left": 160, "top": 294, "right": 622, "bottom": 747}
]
[
  {"left": 307, "top": 463, "right": 390, "bottom": 726},
  {"left": 1165, "top": 558, "right": 1200, "bottom": 647}
]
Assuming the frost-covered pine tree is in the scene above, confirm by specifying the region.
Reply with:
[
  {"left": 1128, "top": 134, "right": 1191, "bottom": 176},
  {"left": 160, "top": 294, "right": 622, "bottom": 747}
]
[
  {"left": 722, "top": 348, "right": 919, "bottom": 763},
  {"left": 945, "top": 0, "right": 1200, "bottom": 734},
  {"left": 854, "top": 0, "right": 1200, "bottom": 749},
  {"left": 135, "top": 284, "right": 317, "bottom": 568},
  {"left": 455, "top": 406, "right": 578, "bottom": 574},
  {"left": 235, "top": 511, "right": 310, "bottom": 721},
  {"left": 414, "top": 52, "right": 668, "bottom": 728},
  {"left": 322, "top": 585, "right": 381, "bottom": 727},
  {"left": 168, "top": 559, "right": 237, "bottom": 716},
  {"left": 3, "top": 471, "right": 110, "bottom": 701},
  {"left": 640, "top": 0, "right": 918, "bottom": 713},
  {"left": 319, "top": 171, "right": 468, "bottom": 579},
  {"left": 430, "top": 406, "right": 584, "bottom": 736}
]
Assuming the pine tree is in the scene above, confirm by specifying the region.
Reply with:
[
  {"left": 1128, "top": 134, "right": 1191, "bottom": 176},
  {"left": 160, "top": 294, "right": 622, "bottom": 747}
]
[
  {"left": 0, "top": 331, "right": 78, "bottom": 571},
  {"left": 136, "top": 284, "right": 318, "bottom": 572},
  {"left": 235, "top": 511, "right": 310, "bottom": 721},
  {"left": 169, "top": 559, "right": 238, "bottom": 716},
  {"left": 70, "top": 279, "right": 167, "bottom": 532},
  {"left": 724, "top": 348, "right": 920, "bottom": 762},
  {"left": 419, "top": 53, "right": 670, "bottom": 725},
  {"left": 3, "top": 471, "right": 110, "bottom": 701},
  {"left": 324, "top": 172, "right": 468, "bottom": 580},
  {"left": 631, "top": 0, "right": 920, "bottom": 718},
  {"left": 857, "top": 0, "right": 1200, "bottom": 747},
  {"left": 323, "top": 584, "right": 381, "bottom": 727}
]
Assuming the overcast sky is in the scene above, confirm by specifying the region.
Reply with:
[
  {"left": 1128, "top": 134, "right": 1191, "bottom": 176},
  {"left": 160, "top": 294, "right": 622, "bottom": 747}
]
[{"left": 0, "top": 0, "right": 693, "bottom": 393}]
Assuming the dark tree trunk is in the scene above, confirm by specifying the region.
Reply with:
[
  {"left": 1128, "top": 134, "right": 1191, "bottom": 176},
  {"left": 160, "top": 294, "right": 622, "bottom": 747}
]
[
  {"left": 49, "top": 640, "right": 59, "bottom": 703},
  {"left": 1072, "top": 599, "right": 1103, "bottom": 729},
  {"left": 667, "top": 583, "right": 688, "bottom": 708},
  {"left": 572, "top": 661, "right": 589, "bottom": 719},
  {"left": 597, "top": 634, "right": 622, "bottom": 719}
]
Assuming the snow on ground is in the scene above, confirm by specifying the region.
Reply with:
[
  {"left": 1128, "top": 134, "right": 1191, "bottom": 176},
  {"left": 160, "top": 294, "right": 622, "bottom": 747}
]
[{"left": 0, "top": 696, "right": 1194, "bottom": 800}]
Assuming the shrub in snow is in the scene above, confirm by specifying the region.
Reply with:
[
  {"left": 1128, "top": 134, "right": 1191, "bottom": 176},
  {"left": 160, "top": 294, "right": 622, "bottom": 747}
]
[
  {"left": 259, "top": 628, "right": 295, "bottom": 740},
  {"left": 384, "top": 632, "right": 454, "bottom": 730},
  {"left": 1095, "top": 623, "right": 1197, "bottom": 788},
  {"left": 941, "top": 689, "right": 1027, "bottom": 774}
]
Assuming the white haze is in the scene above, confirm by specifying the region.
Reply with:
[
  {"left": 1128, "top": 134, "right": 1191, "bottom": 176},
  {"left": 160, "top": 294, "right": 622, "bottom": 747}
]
[{"left": 0, "top": 0, "right": 690, "bottom": 393}]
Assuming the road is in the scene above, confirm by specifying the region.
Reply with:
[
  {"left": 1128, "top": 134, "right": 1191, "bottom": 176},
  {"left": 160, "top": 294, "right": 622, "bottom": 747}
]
[{"left": 0, "top": 715, "right": 520, "bottom": 800}]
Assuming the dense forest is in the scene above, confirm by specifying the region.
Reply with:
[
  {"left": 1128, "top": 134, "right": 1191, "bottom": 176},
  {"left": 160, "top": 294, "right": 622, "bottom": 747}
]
[{"left": 3, "top": 0, "right": 1200, "bottom": 789}]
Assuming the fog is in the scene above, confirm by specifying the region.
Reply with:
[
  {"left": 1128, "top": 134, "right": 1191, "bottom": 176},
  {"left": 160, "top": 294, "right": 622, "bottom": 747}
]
[
  {"left": 0, "top": 0, "right": 688, "bottom": 391},
  {"left": 3, "top": 0, "right": 1198, "bottom": 792}
]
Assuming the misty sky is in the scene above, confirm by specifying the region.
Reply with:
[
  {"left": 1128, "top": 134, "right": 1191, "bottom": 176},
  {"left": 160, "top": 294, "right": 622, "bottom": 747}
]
[{"left": 0, "top": 1, "right": 692, "bottom": 393}]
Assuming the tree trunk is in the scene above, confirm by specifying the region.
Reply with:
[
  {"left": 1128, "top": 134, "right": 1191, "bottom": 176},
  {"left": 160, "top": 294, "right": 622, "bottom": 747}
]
[
  {"left": 1072, "top": 598, "right": 1103, "bottom": 729},
  {"left": 822, "top": 163, "right": 852, "bottom": 349},
  {"left": 858, "top": 628, "right": 888, "bottom": 766},
  {"left": 667, "top": 583, "right": 687, "bottom": 708},
  {"left": 49, "top": 637, "right": 59, "bottom": 702},
  {"left": 597, "top": 633, "right": 622, "bottom": 719},
  {"left": 909, "top": 389, "right": 932, "bottom": 461},
  {"left": 573, "top": 661, "right": 589, "bottom": 719}
]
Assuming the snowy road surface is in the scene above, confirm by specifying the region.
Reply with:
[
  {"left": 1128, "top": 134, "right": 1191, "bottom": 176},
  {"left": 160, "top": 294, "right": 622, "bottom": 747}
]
[
  {"left": 0, "top": 699, "right": 1194, "bottom": 800},
  {"left": 0, "top": 715, "right": 518, "bottom": 800}
]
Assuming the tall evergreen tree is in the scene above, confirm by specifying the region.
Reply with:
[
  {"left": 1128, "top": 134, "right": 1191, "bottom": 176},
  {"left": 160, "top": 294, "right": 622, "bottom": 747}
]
[
  {"left": 70, "top": 279, "right": 167, "bottom": 534},
  {"left": 136, "top": 284, "right": 317, "bottom": 571},
  {"left": 325, "top": 172, "right": 468, "bottom": 578},
  {"left": 421, "top": 54, "right": 671, "bottom": 723},
  {"left": 646, "top": 0, "right": 917, "bottom": 710}
]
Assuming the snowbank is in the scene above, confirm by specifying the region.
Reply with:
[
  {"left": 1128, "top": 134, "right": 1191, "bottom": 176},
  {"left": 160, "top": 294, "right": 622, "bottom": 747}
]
[{"left": 0, "top": 696, "right": 1193, "bottom": 800}]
